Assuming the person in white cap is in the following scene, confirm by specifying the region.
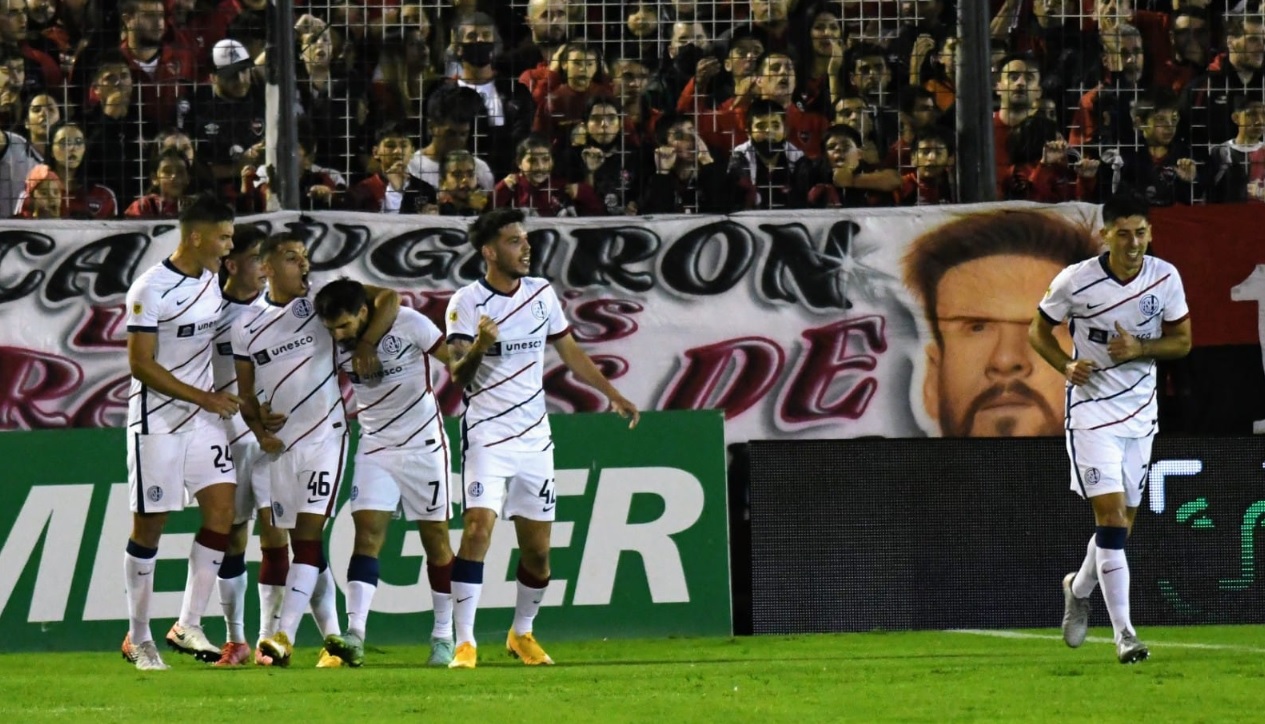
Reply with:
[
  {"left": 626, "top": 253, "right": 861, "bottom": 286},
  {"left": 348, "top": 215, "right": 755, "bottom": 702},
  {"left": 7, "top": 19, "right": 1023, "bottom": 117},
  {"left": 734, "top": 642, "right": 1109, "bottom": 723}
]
[{"left": 179, "top": 39, "right": 266, "bottom": 189}]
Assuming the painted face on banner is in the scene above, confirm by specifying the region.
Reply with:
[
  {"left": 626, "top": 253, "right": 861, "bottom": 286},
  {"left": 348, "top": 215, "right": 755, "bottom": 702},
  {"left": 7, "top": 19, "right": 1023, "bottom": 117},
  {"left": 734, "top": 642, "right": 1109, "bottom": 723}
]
[{"left": 925, "top": 254, "right": 1070, "bottom": 437}]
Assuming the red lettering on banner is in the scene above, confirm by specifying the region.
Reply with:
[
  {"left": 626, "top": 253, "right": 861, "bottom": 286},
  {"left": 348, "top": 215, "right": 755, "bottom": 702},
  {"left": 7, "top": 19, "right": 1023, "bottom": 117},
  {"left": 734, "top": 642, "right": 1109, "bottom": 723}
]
[
  {"left": 71, "top": 304, "right": 128, "bottom": 348},
  {"left": 544, "top": 356, "right": 630, "bottom": 412},
  {"left": 0, "top": 347, "right": 84, "bottom": 428},
  {"left": 659, "top": 337, "right": 784, "bottom": 419},
  {"left": 779, "top": 316, "right": 887, "bottom": 424},
  {"left": 569, "top": 299, "right": 642, "bottom": 343},
  {"left": 71, "top": 374, "right": 130, "bottom": 427}
]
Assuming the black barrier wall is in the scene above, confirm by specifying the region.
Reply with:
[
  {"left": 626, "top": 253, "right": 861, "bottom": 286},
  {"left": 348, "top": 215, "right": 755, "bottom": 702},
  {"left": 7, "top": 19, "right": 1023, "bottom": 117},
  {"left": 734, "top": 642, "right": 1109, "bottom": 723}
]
[{"left": 749, "top": 437, "right": 1265, "bottom": 634}]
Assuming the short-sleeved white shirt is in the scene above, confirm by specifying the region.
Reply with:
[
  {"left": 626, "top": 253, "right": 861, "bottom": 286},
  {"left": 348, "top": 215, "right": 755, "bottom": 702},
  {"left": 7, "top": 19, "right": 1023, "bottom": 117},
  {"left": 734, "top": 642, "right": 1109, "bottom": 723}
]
[
  {"left": 445, "top": 277, "right": 570, "bottom": 452},
  {"left": 337, "top": 307, "right": 446, "bottom": 453},
  {"left": 230, "top": 293, "right": 346, "bottom": 449},
  {"left": 125, "top": 260, "right": 223, "bottom": 434},
  {"left": 1038, "top": 253, "right": 1190, "bottom": 437},
  {"left": 213, "top": 290, "right": 269, "bottom": 444}
]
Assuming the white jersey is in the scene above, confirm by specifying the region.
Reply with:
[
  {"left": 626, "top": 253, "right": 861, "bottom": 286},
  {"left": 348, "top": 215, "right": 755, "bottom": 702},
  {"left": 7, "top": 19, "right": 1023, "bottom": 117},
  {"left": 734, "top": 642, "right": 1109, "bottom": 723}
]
[
  {"left": 1038, "top": 253, "right": 1189, "bottom": 437},
  {"left": 125, "top": 260, "right": 223, "bottom": 434},
  {"left": 338, "top": 307, "right": 446, "bottom": 453},
  {"left": 213, "top": 290, "right": 269, "bottom": 445},
  {"left": 231, "top": 293, "right": 346, "bottom": 449},
  {"left": 446, "top": 277, "right": 569, "bottom": 452}
]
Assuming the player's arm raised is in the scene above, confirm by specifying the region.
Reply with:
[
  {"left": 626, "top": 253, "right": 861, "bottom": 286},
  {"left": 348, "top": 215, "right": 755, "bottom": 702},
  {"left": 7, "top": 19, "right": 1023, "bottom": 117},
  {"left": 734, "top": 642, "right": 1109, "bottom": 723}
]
[
  {"left": 552, "top": 333, "right": 640, "bottom": 428},
  {"left": 234, "top": 357, "right": 284, "bottom": 453},
  {"left": 1028, "top": 313, "right": 1094, "bottom": 386},
  {"left": 128, "top": 330, "right": 240, "bottom": 417},
  {"left": 447, "top": 314, "right": 498, "bottom": 387},
  {"left": 352, "top": 284, "right": 403, "bottom": 377}
]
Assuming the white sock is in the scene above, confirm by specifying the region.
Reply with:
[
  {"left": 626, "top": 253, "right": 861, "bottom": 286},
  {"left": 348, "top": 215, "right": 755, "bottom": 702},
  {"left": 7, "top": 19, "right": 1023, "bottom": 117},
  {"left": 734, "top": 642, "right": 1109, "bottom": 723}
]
[
  {"left": 309, "top": 564, "right": 341, "bottom": 638},
  {"left": 124, "top": 550, "right": 157, "bottom": 644},
  {"left": 257, "top": 584, "right": 284, "bottom": 642},
  {"left": 1096, "top": 546, "right": 1134, "bottom": 639},
  {"left": 452, "top": 581, "right": 482, "bottom": 646},
  {"left": 218, "top": 572, "right": 248, "bottom": 643},
  {"left": 431, "top": 592, "right": 453, "bottom": 640},
  {"left": 512, "top": 581, "right": 547, "bottom": 635},
  {"left": 277, "top": 563, "right": 320, "bottom": 641},
  {"left": 178, "top": 541, "right": 224, "bottom": 629},
  {"left": 1071, "top": 534, "right": 1098, "bottom": 599},
  {"left": 346, "top": 580, "right": 376, "bottom": 640}
]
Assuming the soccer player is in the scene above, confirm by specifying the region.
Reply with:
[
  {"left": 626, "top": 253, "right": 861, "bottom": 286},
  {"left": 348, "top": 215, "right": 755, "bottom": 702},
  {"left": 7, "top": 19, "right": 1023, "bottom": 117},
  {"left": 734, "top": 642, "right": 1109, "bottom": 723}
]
[
  {"left": 444, "top": 208, "right": 640, "bottom": 669},
  {"left": 1029, "top": 194, "right": 1192, "bottom": 664},
  {"left": 232, "top": 233, "right": 400, "bottom": 667},
  {"left": 121, "top": 195, "right": 241, "bottom": 671},
  {"left": 315, "top": 279, "right": 458, "bottom": 667}
]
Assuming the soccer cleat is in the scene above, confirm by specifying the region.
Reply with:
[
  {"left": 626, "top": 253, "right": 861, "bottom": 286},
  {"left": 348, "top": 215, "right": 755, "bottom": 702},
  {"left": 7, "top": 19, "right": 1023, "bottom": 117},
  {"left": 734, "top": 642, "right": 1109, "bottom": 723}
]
[
  {"left": 254, "top": 644, "right": 274, "bottom": 666},
  {"left": 166, "top": 623, "right": 222, "bottom": 663},
  {"left": 1061, "top": 572, "right": 1092, "bottom": 648},
  {"left": 1117, "top": 632, "right": 1150, "bottom": 664},
  {"left": 316, "top": 647, "right": 345, "bottom": 668},
  {"left": 134, "top": 639, "right": 171, "bottom": 671},
  {"left": 506, "top": 629, "right": 554, "bottom": 665},
  {"left": 322, "top": 633, "right": 364, "bottom": 668},
  {"left": 448, "top": 642, "right": 477, "bottom": 669},
  {"left": 213, "top": 642, "right": 251, "bottom": 667},
  {"left": 121, "top": 633, "right": 138, "bottom": 664},
  {"left": 257, "top": 631, "right": 293, "bottom": 667},
  {"left": 427, "top": 637, "right": 455, "bottom": 667}
]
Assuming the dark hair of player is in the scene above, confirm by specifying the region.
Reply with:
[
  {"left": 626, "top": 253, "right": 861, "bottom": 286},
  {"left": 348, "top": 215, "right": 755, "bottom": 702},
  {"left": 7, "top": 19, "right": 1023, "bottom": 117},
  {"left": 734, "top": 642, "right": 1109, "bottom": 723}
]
[
  {"left": 468, "top": 208, "right": 526, "bottom": 250},
  {"left": 258, "top": 232, "right": 304, "bottom": 259},
  {"left": 1101, "top": 193, "right": 1151, "bottom": 225},
  {"left": 178, "top": 193, "right": 234, "bottom": 231},
  {"left": 314, "top": 277, "right": 368, "bottom": 320}
]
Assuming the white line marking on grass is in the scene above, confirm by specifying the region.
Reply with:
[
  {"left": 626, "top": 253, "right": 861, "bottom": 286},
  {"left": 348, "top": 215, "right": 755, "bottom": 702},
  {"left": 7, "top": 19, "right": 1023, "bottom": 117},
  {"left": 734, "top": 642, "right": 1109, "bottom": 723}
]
[{"left": 948, "top": 629, "right": 1265, "bottom": 654}]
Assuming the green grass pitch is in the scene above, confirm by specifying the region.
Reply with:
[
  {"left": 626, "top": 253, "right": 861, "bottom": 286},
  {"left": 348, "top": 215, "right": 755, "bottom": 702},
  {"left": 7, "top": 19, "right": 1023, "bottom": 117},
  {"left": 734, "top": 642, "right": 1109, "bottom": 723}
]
[{"left": 1, "top": 626, "right": 1261, "bottom": 722}]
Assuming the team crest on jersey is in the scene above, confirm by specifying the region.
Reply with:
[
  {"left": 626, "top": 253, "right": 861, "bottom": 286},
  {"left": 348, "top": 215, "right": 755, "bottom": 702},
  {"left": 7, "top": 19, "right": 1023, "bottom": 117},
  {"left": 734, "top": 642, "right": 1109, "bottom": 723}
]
[
  {"left": 147, "top": 486, "right": 163, "bottom": 502},
  {"left": 448, "top": 310, "right": 458, "bottom": 323},
  {"left": 1085, "top": 468, "right": 1101, "bottom": 486},
  {"left": 531, "top": 300, "right": 547, "bottom": 320},
  {"left": 468, "top": 481, "right": 484, "bottom": 497},
  {"left": 272, "top": 501, "right": 284, "bottom": 518},
  {"left": 381, "top": 335, "right": 402, "bottom": 355},
  {"left": 133, "top": 302, "right": 143, "bottom": 315},
  {"left": 1139, "top": 294, "right": 1159, "bottom": 317},
  {"left": 350, "top": 485, "right": 359, "bottom": 501},
  {"left": 292, "top": 298, "right": 313, "bottom": 319}
]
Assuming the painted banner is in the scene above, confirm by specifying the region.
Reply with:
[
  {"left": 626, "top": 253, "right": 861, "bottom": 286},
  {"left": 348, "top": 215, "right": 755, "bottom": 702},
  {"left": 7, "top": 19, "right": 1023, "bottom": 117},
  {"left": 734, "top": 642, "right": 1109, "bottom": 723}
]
[
  {"left": 0, "top": 410, "right": 731, "bottom": 650},
  {"left": 0, "top": 201, "right": 1148, "bottom": 442}
]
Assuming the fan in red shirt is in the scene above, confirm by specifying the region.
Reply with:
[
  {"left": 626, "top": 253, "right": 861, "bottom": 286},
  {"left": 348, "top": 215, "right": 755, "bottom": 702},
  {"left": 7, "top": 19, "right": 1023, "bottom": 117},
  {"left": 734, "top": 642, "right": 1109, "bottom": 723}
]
[
  {"left": 125, "top": 149, "right": 193, "bottom": 218},
  {"left": 492, "top": 134, "right": 604, "bottom": 216},
  {"left": 896, "top": 128, "right": 959, "bottom": 206},
  {"left": 533, "top": 42, "right": 612, "bottom": 150},
  {"left": 15, "top": 162, "right": 60, "bottom": 218},
  {"left": 696, "top": 51, "right": 830, "bottom": 160},
  {"left": 119, "top": 0, "right": 199, "bottom": 129},
  {"left": 19, "top": 122, "right": 117, "bottom": 219}
]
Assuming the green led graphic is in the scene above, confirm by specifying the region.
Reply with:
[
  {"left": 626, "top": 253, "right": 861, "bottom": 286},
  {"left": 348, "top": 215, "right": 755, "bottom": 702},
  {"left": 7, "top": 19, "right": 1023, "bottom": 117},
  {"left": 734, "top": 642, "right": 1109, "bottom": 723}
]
[
  {"left": 1175, "top": 497, "right": 1214, "bottom": 529},
  {"left": 1218, "top": 501, "right": 1265, "bottom": 592}
]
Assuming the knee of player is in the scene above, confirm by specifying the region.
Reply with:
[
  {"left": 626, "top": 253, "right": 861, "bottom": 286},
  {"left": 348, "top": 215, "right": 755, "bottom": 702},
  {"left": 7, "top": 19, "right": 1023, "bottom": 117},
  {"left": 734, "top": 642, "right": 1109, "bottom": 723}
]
[
  {"left": 418, "top": 522, "right": 454, "bottom": 557},
  {"left": 460, "top": 521, "right": 493, "bottom": 549},
  {"left": 227, "top": 522, "right": 251, "bottom": 555}
]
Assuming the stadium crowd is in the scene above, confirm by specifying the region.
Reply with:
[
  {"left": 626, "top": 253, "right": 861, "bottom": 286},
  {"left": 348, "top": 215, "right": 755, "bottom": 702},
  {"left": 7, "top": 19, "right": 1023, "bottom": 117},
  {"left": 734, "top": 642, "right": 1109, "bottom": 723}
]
[{"left": 2, "top": 0, "right": 1262, "bottom": 219}]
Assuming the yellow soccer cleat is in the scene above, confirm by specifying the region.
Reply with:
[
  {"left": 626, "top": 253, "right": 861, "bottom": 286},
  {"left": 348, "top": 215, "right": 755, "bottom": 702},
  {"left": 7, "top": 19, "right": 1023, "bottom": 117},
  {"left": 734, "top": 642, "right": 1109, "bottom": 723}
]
[
  {"left": 257, "top": 631, "right": 293, "bottom": 667},
  {"left": 316, "top": 647, "right": 345, "bottom": 668},
  {"left": 506, "top": 629, "right": 554, "bottom": 665},
  {"left": 447, "top": 642, "right": 478, "bottom": 669}
]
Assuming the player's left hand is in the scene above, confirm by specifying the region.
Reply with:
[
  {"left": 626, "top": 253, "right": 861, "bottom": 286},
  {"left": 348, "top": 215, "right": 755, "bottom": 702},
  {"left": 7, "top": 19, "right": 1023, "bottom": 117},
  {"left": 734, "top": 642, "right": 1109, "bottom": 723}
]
[
  {"left": 1108, "top": 322, "right": 1143, "bottom": 363},
  {"left": 610, "top": 394, "right": 640, "bottom": 429},
  {"left": 260, "top": 402, "right": 287, "bottom": 433},
  {"left": 353, "top": 340, "right": 383, "bottom": 378}
]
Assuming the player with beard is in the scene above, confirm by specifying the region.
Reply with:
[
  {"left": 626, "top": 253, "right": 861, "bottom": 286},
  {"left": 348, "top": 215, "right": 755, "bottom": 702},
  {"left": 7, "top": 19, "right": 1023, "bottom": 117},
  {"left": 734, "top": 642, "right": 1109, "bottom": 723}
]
[
  {"left": 1030, "top": 194, "right": 1191, "bottom": 664},
  {"left": 233, "top": 233, "right": 401, "bottom": 667},
  {"left": 902, "top": 209, "right": 1100, "bottom": 437},
  {"left": 444, "top": 208, "right": 639, "bottom": 669},
  {"left": 315, "top": 279, "right": 458, "bottom": 667}
]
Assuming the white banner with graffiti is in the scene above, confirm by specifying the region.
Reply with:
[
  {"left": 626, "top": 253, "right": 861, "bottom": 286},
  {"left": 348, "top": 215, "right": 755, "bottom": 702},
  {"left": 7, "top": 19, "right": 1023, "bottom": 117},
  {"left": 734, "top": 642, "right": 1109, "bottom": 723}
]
[{"left": 0, "top": 202, "right": 1102, "bottom": 443}]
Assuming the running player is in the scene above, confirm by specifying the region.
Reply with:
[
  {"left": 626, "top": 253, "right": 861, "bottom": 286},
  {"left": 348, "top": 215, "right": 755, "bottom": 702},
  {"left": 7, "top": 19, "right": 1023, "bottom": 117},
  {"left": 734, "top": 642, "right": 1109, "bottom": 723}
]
[
  {"left": 1029, "top": 194, "right": 1192, "bottom": 664},
  {"left": 233, "top": 233, "right": 400, "bottom": 666},
  {"left": 121, "top": 195, "right": 241, "bottom": 671},
  {"left": 315, "top": 278, "right": 458, "bottom": 667},
  {"left": 444, "top": 208, "right": 639, "bottom": 669}
]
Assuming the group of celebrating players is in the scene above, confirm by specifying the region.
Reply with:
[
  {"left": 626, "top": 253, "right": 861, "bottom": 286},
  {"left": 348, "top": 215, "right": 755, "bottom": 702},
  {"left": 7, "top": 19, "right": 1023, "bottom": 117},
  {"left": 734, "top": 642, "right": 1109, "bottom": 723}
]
[{"left": 120, "top": 198, "right": 637, "bottom": 670}]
